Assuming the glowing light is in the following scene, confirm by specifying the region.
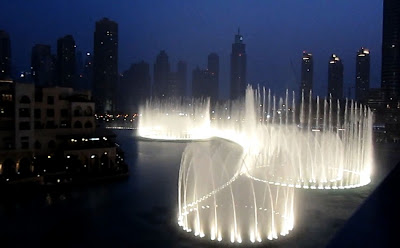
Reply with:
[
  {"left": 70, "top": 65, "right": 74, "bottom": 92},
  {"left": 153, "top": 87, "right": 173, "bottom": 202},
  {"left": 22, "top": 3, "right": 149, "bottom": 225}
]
[{"left": 140, "top": 85, "right": 373, "bottom": 243}]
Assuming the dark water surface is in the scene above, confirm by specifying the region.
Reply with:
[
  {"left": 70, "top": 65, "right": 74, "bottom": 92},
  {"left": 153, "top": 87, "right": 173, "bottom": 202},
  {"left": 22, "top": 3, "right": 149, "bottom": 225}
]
[{"left": 0, "top": 130, "right": 399, "bottom": 248}]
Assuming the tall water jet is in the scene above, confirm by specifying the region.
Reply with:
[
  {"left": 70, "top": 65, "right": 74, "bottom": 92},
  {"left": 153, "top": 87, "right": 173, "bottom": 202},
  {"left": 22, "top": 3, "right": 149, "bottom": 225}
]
[
  {"left": 178, "top": 140, "right": 295, "bottom": 243},
  {"left": 138, "top": 97, "right": 211, "bottom": 140},
  {"left": 138, "top": 85, "right": 374, "bottom": 243}
]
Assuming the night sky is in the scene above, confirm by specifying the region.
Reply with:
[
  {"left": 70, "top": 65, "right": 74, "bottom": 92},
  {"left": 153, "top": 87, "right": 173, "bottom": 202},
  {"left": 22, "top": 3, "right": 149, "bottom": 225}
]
[{"left": 0, "top": 0, "right": 382, "bottom": 99}]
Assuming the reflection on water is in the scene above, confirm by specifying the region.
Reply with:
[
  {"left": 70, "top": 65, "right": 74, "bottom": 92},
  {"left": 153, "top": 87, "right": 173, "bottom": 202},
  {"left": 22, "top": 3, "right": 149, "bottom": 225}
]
[{"left": 0, "top": 130, "right": 398, "bottom": 247}]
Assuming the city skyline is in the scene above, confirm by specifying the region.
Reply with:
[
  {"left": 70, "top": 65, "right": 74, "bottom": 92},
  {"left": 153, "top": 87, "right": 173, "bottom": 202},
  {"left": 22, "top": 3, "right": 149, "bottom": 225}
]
[{"left": 0, "top": 0, "right": 382, "bottom": 98}]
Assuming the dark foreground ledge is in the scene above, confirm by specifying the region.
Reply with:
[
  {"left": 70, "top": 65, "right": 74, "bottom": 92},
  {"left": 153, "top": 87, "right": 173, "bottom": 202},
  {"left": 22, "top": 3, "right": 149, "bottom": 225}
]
[
  {"left": 327, "top": 162, "right": 400, "bottom": 248},
  {"left": 0, "top": 172, "right": 129, "bottom": 193}
]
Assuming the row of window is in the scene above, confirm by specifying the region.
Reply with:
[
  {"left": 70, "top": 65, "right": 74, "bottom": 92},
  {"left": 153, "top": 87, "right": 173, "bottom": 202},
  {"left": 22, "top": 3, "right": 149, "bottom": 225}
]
[
  {"left": 19, "top": 121, "right": 93, "bottom": 130},
  {"left": 32, "top": 106, "right": 93, "bottom": 118}
]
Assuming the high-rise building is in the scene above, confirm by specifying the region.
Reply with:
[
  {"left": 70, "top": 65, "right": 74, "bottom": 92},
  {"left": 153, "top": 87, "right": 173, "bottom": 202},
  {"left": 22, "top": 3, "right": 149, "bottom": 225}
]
[
  {"left": 0, "top": 30, "right": 11, "bottom": 80},
  {"left": 356, "top": 48, "right": 370, "bottom": 103},
  {"left": 208, "top": 53, "right": 219, "bottom": 100},
  {"left": 31, "top": 44, "right": 53, "bottom": 86},
  {"left": 119, "top": 61, "right": 151, "bottom": 113},
  {"left": 82, "top": 52, "right": 93, "bottom": 90},
  {"left": 75, "top": 50, "right": 83, "bottom": 87},
  {"left": 328, "top": 54, "right": 344, "bottom": 99},
  {"left": 192, "top": 67, "right": 214, "bottom": 99},
  {"left": 176, "top": 60, "right": 187, "bottom": 97},
  {"left": 153, "top": 50, "right": 170, "bottom": 98},
  {"left": 93, "top": 17, "right": 118, "bottom": 114},
  {"left": 300, "top": 51, "right": 313, "bottom": 99},
  {"left": 57, "top": 35, "right": 76, "bottom": 87},
  {"left": 381, "top": 0, "right": 400, "bottom": 102},
  {"left": 230, "top": 29, "right": 247, "bottom": 100},
  {"left": 192, "top": 53, "right": 219, "bottom": 101}
]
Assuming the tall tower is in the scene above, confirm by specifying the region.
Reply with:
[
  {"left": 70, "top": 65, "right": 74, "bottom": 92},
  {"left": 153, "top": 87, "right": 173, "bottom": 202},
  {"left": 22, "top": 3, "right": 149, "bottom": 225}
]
[
  {"left": 328, "top": 54, "right": 344, "bottom": 99},
  {"left": 93, "top": 17, "right": 118, "bottom": 114},
  {"left": 120, "top": 61, "right": 150, "bottom": 113},
  {"left": 381, "top": 0, "right": 400, "bottom": 102},
  {"left": 300, "top": 51, "right": 313, "bottom": 99},
  {"left": 57, "top": 35, "right": 76, "bottom": 87},
  {"left": 82, "top": 52, "right": 93, "bottom": 90},
  {"left": 0, "top": 30, "right": 11, "bottom": 80},
  {"left": 208, "top": 53, "right": 219, "bottom": 101},
  {"left": 153, "top": 50, "right": 170, "bottom": 98},
  {"left": 230, "top": 28, "right": 247, "bottom": 100},
  {"left": 356, "top": 48, "right": 370, "bottom": 103},
  {"left": 177, "top": 60, "right": 187, "bottom": 97},
  {"left": 31, "top": 44, "right": 53, "bottom": 86}
]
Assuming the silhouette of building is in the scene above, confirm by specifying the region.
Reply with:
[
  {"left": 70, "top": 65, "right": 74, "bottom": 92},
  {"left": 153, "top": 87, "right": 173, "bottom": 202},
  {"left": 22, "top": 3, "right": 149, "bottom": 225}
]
[
  {"left": 119, "top": 61, "right": 151, "bottom": 113},
  {"left": 31, "top": 44, "right": 54, "bottom": 86},
  {"left": 300, "top": 51, "right": 313, "bottom": 99},
  {"left": 356, "top": 48, "right": 370, "bottom": 103},
  {"left": 381, "top": 0, "right": 400, "bottom": 103},
  {"left": 208, "top": 53, "right": 219, "bottom": 100},
  {"left": 192, "top": 67, "right": 215, "bottom": 100},
  {"left": 153, "top": 50, "right": 170, "bottom": 98},
  {"left": 0, "top": 30, "right": 11, "bottom": 80},
  {"left": 230, "top": 29, "right": 247, "bottom": 100},
  {"left": 93, "top": 18, "right": 118, "bottom": 114},
  {"left": 75, "top": 50, "right": 83, "bottom": 89},
  {"left": 176, "top": 60, "right": 187, "bottom": 97},
  {"left": 328, "top": 54, "right": 344, "bottom": 99},
  {"left": 82, "top": 52, "right": 93, "bottom": 91},
  {"left": 192, "top": 53, "right": 219, "bottom": 101},
  {"left": 57, "top": 35, "right": 76, "bottom": 87}
]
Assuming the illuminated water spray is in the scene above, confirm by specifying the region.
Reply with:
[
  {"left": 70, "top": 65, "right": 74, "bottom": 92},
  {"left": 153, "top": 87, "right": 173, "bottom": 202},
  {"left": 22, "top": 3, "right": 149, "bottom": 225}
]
[{"left": 138, "top": 86, "right": 374, "bottom": 243}]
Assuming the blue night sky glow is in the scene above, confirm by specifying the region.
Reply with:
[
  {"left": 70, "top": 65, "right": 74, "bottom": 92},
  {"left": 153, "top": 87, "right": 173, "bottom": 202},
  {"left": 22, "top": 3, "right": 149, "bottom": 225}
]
[{"left": 0, "top": 0, "right": 382, "bottom": 99}]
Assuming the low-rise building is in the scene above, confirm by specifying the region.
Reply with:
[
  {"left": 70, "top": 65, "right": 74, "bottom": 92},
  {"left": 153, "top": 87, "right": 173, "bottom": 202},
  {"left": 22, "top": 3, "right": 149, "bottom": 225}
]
[{"left": 0, "top": 80, "right": 126, "bottom": 182}]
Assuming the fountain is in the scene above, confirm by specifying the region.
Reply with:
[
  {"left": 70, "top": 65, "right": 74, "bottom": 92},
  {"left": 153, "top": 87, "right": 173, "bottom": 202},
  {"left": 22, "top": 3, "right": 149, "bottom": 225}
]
[
  {"left": 138, "top": 97, "right": 211, "bottom": 140},
  {"left": 138, "top": 85, "right": 374, "bottom": 243},
  {"left": 178, "top": 140, "right": 295, "bottom": 243}
]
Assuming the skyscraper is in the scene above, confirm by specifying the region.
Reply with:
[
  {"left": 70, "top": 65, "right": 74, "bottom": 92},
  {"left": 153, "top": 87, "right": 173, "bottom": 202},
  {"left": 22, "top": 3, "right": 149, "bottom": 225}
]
[
  {"left": 82, "top": 52, "right": 93, "bottom": 90},
  {"left": 0, "top": 30, "right": 11, "bottom": 80},
  {"left": 381, "top": 0, "right": 400, "bottom": 102},
  {"left": 119, "top": 61, "right": 151, "bottom": 113},
  {"left": 208, "top": 53, "right": 219, "bottom": 100},
  {"left": 356, "top": 48, "right": 370, "bottom": 103},
  {"left": 192, "top": 67, "right": 215, "bottom": 99},
  {"left": 300, "top": 51, "right": 313, "bottom": 98},
  {"left": 230, "top": 29, "right": 247, "bottom": 100},
  {"left": 328, "top": 54, "right": 344, "bottom": 99},
  {"left": 176, "top": 60, "right": 187, "bottom": 97},
  {"left": 93, "top": 17, "right": 118, "bottom": 114},
  {"left": 153, "top": 50, "right": 170, "bottom": 98},
  {"left": 31, "top": 44, "right": 53, "bottom": 86},
  {"left": 191, "top": 53, "right": 219, "bottom": 101},
  {"left": 57, "top": 35, "right": 76, "bottom": 87}
]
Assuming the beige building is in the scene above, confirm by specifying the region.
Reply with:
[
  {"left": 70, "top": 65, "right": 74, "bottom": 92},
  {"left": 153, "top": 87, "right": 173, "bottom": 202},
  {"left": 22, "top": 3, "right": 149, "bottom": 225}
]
[{"left": 0, "top": 80, "right": 123, "bottom": 180}]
